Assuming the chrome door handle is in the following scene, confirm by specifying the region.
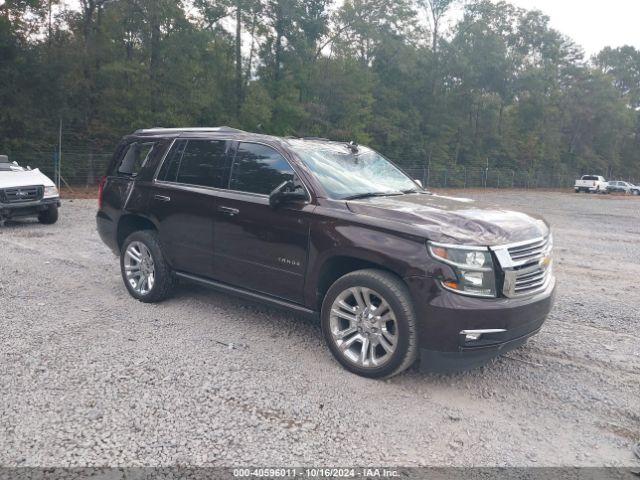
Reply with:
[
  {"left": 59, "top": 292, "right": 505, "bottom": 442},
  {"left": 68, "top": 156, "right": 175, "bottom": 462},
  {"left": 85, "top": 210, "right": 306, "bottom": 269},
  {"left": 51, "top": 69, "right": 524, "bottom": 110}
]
[
  {"left": 218, "top": 206, "right": 239, "bottom": 216},
  {"left": 154, "top": 194, "right": 171, "bottom": 202}
]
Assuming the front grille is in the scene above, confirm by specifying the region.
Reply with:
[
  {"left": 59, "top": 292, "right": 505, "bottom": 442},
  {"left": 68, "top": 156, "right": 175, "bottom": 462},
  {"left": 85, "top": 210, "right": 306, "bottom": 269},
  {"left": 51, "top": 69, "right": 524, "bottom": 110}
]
[
  {"left": 513, "top": 264, "right": 551, "bottom": 295},
  {"left": 508, "top": 237, "right": 549, "bottom": 266},
  {"left": 0, "top": 185, "right": 44, "bottom": 203},
  {"left": 493, "top": 236, "right": 553, "bottom": 298}
]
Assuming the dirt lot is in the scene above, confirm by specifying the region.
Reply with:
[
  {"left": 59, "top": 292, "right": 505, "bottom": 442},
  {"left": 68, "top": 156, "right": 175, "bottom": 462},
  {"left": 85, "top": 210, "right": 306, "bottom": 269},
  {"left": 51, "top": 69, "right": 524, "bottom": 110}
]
[{"left": 0, "top": 191, "right": 638, "bottom": 467}]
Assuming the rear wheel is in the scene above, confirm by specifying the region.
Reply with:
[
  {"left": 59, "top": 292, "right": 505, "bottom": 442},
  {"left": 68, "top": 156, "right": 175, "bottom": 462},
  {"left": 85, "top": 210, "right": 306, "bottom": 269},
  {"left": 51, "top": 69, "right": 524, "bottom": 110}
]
[
  {"left": 321, "top": 269, "right": 418, "bottom": 379},
  {"left": 38, "top": 205, "right": 58, "bottom": 224},
  {"left": 120, "top": 230, "right": 175, "bottom": 303}
]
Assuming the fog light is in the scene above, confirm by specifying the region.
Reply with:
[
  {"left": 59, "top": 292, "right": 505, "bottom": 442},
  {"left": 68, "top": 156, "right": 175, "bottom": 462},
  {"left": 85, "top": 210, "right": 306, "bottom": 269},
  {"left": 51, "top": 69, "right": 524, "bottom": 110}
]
[{"left": 460, "top": 329, "right": 507, "bottom": 343}]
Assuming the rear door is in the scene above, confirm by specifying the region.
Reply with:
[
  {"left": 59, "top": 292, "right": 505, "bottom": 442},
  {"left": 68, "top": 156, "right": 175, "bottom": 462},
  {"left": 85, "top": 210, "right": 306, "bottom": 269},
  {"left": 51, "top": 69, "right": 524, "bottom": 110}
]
[
  {"left": 147, "top": 138, "right": 232, "bottom": 278},
  {"left": 211, "top": 142, "right": 312, "bottom": 303}
]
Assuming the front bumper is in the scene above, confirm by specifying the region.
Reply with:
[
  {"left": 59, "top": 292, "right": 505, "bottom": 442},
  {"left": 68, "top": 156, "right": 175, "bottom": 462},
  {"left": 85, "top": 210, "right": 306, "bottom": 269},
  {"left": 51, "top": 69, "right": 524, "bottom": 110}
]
[
  {"left": 405, "top": 275, "right": 555, "bottom": 373},
  {"left": 0, "top": 197, "right": 60, "bottom": 219}
]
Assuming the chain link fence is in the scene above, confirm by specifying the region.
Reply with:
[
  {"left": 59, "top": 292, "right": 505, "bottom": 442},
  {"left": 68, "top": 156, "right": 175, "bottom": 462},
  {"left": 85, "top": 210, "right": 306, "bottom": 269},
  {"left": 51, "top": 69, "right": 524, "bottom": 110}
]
[
  {"left": 13, "top": 152, "right": 111, "bottom": 188},
  {"left": 6, "top": 150, "right": 638, "bottom": 189},
  {"left": 401, "top": 165, "right": 638, "bottom": 189}
]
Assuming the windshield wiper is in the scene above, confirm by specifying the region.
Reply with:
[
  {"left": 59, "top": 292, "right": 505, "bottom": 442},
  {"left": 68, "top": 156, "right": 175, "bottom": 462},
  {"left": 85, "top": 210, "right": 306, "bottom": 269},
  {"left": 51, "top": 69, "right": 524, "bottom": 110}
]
[
  {"left": 343, "top": 191, "right": 403, "bottom": 200},
  {"left": 401, "top": 188, "right": 426, "bottom": 194}
]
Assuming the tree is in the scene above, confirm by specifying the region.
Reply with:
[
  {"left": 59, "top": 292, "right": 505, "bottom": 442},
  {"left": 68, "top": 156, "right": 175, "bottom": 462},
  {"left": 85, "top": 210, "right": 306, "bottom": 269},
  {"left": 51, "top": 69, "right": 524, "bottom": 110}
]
[{"left": 0, "top": 0, "right": 639, "bottom": 181}]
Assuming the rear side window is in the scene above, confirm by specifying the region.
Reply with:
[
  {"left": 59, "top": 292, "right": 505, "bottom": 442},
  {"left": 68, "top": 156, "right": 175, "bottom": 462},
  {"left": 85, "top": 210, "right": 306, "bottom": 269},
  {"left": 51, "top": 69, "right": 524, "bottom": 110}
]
[
  {"left": 229, "top": 143, "right": 294, "bottom": 195},
  {"left": 157, "top": 140, "right": 187, "bottom": 182},
  {"left": 156, "top": 140, "right": 230, "bottom": 188},
  {"left": 176, "top": 140, "right": 231, "bottom": 188},
  {"left": 117, "top": 141, "right": 157, "bottom": 176}
]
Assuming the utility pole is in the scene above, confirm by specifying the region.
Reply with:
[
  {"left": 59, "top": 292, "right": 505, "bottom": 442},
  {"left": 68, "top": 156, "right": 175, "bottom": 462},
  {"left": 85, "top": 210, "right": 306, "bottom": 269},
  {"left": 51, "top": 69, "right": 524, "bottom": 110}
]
[
  {"left": 484, "top": 157, "right": 489, "bottom": 188},
  {"left": 58, "top": 118, "right": 62, "bottom": 190},
  {"left": 48, "top": 0, "right": 53, "bottom": 46}
]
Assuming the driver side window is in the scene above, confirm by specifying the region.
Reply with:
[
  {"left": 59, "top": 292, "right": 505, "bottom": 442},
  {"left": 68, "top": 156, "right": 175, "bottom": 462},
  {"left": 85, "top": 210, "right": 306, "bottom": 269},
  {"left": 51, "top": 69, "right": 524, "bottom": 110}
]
[{"left": 229, "top": 143, "right": 295, "bottom": 195}]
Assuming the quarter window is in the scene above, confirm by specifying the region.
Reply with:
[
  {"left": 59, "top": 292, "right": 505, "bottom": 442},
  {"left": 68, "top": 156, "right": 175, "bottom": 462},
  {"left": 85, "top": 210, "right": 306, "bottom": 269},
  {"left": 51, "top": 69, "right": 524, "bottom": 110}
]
[
  {"left": 118, "top": 141, "right": 156, "bottom": 176},
  {"left": 229, "top": 143, "right": 294, "bottom": 195}
]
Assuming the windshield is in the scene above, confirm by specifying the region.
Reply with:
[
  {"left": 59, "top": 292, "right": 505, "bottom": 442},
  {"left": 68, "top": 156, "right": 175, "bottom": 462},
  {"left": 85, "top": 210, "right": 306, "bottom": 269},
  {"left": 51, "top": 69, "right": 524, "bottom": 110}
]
[{"left": 290, "top": 143, "right": 421, "bottom": 200}]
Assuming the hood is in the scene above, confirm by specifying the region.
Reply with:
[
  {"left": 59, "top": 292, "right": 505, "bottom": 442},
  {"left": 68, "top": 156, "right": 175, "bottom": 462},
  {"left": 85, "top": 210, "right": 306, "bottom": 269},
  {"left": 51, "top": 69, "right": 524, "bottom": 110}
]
[
  {"left": 346, "top": 193, "right": 549, "bottom": 246},
  {"left": 0, "top": 168, "right": 55, "bottom": 189}
]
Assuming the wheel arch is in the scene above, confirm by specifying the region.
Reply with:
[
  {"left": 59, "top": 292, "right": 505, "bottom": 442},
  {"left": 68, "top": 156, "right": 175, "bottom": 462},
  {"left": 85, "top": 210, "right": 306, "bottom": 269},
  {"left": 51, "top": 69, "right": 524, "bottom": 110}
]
[
  {"left": 311, "top": 253, "right": 406, "bottom": 312},
  {"left": 117, "top": 214, "right": 158, "bottom": 252}
]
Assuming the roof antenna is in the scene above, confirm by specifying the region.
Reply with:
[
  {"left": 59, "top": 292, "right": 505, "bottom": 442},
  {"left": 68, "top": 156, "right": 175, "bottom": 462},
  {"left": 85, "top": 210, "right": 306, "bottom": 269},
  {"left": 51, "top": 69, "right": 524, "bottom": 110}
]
[{"left": 347, "top": 141, "right": 359, "bottom": 153}]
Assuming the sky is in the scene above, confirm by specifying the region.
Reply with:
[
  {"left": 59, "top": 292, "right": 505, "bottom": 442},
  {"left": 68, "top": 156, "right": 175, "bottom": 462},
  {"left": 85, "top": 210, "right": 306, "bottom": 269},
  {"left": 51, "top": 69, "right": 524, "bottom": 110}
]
[{"left": 486, "top": 0, "right": 640, "bottom": 56}]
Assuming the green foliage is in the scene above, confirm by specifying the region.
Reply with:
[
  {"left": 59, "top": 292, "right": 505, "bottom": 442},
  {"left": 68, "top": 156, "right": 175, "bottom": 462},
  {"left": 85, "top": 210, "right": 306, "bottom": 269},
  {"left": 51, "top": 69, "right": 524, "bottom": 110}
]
[{"left": 0, "top": 0, "right": 639, "bottom": 178}]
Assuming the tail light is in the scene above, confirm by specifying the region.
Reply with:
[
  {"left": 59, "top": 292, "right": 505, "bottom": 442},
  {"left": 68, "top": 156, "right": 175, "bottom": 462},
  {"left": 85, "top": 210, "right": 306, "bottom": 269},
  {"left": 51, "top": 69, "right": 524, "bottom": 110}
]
[{"left": 98, "top": 176, "right": 107, "bottom": 209}]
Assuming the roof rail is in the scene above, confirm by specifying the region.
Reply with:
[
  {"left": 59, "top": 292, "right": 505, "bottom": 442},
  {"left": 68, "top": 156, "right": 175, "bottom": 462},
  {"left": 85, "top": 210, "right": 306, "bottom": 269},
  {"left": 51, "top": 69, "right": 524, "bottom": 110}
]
[
  {"left": 303, "top": 136, "right": 331, "bottom": 141},
  {"left": 285, "top": 136, "right": 331, "bottom": 141},
  {"left": 134, "top": 126, "right": 244, "bottom": 134}
]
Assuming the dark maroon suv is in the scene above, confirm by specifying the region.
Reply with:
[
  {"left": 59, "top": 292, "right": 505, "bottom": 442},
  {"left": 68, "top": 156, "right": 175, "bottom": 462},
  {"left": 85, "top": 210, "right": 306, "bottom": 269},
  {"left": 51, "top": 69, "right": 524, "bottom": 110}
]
[{"left": 96, "top": 127, "right": 555, "bottom": 378}]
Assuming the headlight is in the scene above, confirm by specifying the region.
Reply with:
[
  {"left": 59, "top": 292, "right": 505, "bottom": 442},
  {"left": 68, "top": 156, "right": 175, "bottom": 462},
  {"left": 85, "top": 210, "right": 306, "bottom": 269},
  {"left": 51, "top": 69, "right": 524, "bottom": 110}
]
[
  {"left": 44, "top": 185, "right": 59, "bottom": 198},
  {"left": 428, "top": 242, "right": 497, "bottom": 298}
]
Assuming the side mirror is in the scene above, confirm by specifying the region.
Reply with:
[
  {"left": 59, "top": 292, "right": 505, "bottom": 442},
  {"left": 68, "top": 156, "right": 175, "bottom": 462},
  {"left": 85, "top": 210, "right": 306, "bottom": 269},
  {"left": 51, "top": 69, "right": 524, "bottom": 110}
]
[
  {"left": 414, "top": 179, "right": 423, "bottom": 188},
  {"left": 269, "top": 180, "right": 307, "bottom": 208}
]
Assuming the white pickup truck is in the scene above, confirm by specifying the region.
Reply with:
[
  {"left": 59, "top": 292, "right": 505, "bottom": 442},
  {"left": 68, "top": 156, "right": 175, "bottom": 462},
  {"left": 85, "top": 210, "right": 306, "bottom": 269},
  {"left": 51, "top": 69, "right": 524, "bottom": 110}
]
[
  {"left": 574, "top": 175, "right": 608, "bottom": 194},
  {"left": 0, "top": 155, "right": 60, "bottom": 225}
]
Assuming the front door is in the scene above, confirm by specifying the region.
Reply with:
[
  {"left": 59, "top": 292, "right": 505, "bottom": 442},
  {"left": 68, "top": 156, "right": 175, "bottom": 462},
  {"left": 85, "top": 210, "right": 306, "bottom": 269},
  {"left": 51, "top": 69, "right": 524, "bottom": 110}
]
[{"left": 212, "top": 142, "right": 311, "bottom": 303}]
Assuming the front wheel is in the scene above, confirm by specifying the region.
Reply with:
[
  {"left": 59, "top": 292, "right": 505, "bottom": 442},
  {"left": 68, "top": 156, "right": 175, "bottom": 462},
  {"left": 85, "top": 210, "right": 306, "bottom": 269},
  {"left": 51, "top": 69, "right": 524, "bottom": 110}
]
[
  {"left": 321, "top": 269, "right": 418, "bottom": 379},
  {"left": 38, "top": 205, "right": 58, "bottom": 224},
  {"left": 120, "top": 230, "right": 175, "bottom": 303}
]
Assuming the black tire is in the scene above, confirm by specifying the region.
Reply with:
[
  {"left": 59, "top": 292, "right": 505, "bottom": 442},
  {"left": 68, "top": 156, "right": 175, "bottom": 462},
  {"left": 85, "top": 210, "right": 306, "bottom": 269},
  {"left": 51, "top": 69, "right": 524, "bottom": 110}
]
[
  {"left": 321, "top": 269, "right": 418, "bottom": 379},
  {"left": 120, "top": 230, "right": 176, "bottom": 303},
  {"left": 38, "top": 205, "right": 58, "bottom": 224}
]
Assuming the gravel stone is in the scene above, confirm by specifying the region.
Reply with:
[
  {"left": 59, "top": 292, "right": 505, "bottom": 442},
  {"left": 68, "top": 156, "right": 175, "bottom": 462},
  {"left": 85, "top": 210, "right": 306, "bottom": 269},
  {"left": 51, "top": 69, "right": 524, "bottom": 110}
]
[{"left": 0, "top": 192, "right": 638, "bottom": 467}]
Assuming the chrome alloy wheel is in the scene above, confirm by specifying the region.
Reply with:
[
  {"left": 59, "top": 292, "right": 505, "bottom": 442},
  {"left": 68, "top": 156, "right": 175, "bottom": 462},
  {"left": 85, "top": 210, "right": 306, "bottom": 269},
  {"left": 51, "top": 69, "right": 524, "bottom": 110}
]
[
  {"left": 124, "top": 241, "right": 155, "bottom": 295},
  {"left": 329, "top": 287, "right": 399, "bottom": 368}
]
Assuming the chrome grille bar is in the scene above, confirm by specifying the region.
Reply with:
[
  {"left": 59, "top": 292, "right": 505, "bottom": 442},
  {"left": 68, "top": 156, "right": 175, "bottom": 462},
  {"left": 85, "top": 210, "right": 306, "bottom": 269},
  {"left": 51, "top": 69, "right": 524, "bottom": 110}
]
[
  {"left": 491, "top": 235, "right": 554, "bottom": 298},
  {"left": 1, "top": 185, "right": 43, "bottom": 203}
]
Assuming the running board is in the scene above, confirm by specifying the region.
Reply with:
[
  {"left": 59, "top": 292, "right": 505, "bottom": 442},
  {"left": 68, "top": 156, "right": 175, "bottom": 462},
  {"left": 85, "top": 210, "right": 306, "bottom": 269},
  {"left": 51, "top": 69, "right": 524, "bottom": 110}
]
[{"left": 174, "top": 271, "right": 318, "bottom": 319}]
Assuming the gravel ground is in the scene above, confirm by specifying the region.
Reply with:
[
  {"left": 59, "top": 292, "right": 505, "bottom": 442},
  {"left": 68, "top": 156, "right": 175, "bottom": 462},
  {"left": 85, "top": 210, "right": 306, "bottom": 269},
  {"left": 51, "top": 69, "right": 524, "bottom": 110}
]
[{"left": 0, "top": 191, "right": 638, "bottom": 467}]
